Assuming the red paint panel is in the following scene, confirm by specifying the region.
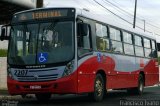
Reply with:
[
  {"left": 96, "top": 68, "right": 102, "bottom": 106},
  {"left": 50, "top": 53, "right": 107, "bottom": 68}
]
[
  {"left": 77, "top": 56, "right": 159, "bottom": 91},
  {"left": 7, "top": 72, "right": 78, "bottom": 95},
  {"left": 144, "top": 59, "right": 159, "bottom": 86},
  {"left": 78, "top": 74, "right": 95, "bottom": 93},
  {"left": 77, "top": 56, "right": 115, "bottom": 92}
]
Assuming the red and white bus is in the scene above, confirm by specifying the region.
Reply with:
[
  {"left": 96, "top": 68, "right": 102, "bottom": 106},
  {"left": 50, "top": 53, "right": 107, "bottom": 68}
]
[{"left": 0, "top": 7, "right": 159, "bottom": 101}]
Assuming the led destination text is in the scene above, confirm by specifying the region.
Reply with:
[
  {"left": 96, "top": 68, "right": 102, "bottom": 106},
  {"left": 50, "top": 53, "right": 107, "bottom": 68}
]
[{"left": 32, "top": 11, "right": 62, "bottom": 19}]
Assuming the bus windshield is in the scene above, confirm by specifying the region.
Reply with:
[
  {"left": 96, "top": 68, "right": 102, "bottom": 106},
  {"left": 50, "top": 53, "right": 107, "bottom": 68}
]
[{"left": 8, "top": 21, "right": 74, "bottom": 65}]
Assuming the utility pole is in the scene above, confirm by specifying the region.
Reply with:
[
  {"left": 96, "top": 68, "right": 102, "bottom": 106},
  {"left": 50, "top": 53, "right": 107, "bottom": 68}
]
[
  {"left": 133, "top": 0, "right": 137, "bottom": 28},
  {"left": 143, "top": 19, "right": 145, "bottom": 32}
]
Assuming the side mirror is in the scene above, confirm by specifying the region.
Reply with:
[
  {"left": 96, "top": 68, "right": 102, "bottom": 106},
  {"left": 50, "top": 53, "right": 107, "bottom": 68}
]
[
  {"left": 77, "top": 23, "right": 89, "bottom": 37},
  {"left": 0, "top": 25, "right": 10, "bottom": 41}
]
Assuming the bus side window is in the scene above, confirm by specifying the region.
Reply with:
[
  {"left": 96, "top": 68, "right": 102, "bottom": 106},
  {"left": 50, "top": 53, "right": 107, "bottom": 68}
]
[
  {"left": 123, "top": 31, "right": 134, "bottom": 55},
  {"left": 96, "top": 23, "right": 110, "bottom": 52},
  {"left": 143, "top": 38, "right": 152, "bottom": 58},
  {"left": 77, "top": 23, "right": 92, "bottom": 56},
  {"left": 151, "top": 40, "right": 157, "bottom": 58},
  {"left": 109, "top": 27, "right": 123, "bottom": 53},
  {"left": 134, "top": 35, "right": 144, "bottom": 57}
]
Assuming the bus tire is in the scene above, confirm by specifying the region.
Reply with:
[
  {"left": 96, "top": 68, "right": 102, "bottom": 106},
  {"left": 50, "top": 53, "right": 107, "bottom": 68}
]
[
  {"left": 135, "top": 74, "right": 144, "bottom": 95},
  {"left": 89, "top": 74, "right": 104, "bottom": 102},
  {"left": 35, "top": 93, "right": 51, "bottom": 101},
  {"left": 127, "top": 74, "right": 144, "bottom": 95}
]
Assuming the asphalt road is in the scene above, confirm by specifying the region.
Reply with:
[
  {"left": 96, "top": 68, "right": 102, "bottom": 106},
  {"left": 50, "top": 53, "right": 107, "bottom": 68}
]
[{"left": 0, "top": 86, "right": 160, "bottom": 106}]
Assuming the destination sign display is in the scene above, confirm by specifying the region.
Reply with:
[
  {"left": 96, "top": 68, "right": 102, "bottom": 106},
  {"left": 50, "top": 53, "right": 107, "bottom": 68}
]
[
  {"left": 12, "top": 8, "right": 75, "bottom": 23},
  {"left": 32, "top": 11, "right": 62, "bottom": 19}
]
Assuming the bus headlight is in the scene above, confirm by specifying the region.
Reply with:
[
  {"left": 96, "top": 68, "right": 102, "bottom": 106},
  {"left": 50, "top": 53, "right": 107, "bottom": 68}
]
[{"left": 63, "top": 61, "right": 74, "bottom": 77}]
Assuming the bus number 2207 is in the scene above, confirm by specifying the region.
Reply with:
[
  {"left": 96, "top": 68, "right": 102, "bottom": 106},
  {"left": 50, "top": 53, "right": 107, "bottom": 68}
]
[{"left": 14, "top": 70, "right": 28, "bottom": 76}]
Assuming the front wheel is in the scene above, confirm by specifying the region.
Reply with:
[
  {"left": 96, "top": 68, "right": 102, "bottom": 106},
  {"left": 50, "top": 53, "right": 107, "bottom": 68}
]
[
  {"left": 89, "top": 74, "right": 105, "bottom": 102},
  {"left": 35, "top": 93, "right": 51, "bottom": 101}
]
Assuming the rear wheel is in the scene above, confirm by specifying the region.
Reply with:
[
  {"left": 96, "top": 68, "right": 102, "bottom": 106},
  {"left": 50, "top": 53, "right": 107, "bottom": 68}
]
[
  {"left": 89, "top": 74, "right": 105, "bottom": 102},
  {"left": 127, "top": 74, "right": 144, "bottom": 95},
  {"left": 35, "top": 93, "right": 51, "bottom": 101},
  {"left": 135, "top": 74, "right": 144, "bottom": 95}
]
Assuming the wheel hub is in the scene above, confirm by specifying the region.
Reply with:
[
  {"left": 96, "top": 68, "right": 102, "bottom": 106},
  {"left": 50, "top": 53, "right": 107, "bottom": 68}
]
[{"left": 95, "top": 80, "right": 103, "bottom": 97}]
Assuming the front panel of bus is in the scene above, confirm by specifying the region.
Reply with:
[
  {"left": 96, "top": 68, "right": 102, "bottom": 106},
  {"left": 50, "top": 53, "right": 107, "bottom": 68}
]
[{"left": 7, "top": 8, "right": 78, "bottom": 95}]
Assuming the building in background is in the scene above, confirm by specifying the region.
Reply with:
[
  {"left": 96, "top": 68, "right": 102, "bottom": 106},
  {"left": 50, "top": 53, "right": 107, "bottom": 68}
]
[{"left": 0, "top": 0, "right": 43, "bottom": 49}]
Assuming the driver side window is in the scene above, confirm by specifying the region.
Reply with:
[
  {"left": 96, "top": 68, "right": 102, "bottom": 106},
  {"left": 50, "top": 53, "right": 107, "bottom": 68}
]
[{"left": 77, "top": 23, "right": 92, "bottom": 56}]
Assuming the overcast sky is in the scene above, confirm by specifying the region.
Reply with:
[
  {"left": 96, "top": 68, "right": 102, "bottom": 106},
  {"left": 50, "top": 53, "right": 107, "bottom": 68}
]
[{"left": 44, "top": 0, "right": 160, "bottom": 41}]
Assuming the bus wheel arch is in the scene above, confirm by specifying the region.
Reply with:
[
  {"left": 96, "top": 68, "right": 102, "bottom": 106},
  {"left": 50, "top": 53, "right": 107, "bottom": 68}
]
[
  {"left": 89, "top": 70, "right": 106, "bottom": 102},
  {"left": 96, "top": 70, "right": 106, "bottom": 90},
  {"left": 139, "top": 71, "right": 145, "bottom": 86},
  {"left": 127, "top": 72, "right": 145, "bottom": 95}
]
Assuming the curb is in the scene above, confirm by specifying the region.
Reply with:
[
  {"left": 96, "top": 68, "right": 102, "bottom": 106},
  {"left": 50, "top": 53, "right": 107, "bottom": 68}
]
[{"left": 145, "top": 84, "right": 160, "bottom": 88}]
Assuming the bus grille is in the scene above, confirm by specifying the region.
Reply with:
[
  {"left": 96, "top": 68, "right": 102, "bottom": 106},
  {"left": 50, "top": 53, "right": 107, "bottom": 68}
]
[
  {"left": 17, "top": 74, "right": 58, "bottom": 82},
  {"left": 13, "top": 68, "right": 62, "bottom": 82}
]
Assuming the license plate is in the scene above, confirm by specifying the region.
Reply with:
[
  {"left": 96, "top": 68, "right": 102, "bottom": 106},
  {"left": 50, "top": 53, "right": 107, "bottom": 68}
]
[{"left": 30, "top": 85, "right": 41, "bottom": 89}]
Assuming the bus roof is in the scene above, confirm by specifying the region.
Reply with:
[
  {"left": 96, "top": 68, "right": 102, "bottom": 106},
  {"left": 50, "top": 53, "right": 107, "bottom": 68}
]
[{"left": 75, "top": 8, "right": 156, "bottom": 40}]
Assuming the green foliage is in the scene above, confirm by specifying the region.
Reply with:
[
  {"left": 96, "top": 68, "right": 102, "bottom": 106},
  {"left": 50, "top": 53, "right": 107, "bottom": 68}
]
[{"left": 0, "top": 49, "right": 7, "bottom": 57}]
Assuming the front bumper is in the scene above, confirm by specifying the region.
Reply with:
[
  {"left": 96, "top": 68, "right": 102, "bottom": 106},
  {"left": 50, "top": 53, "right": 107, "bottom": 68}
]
[{"left": 7, "top": 72, "right": 77, "bottom": 95}]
